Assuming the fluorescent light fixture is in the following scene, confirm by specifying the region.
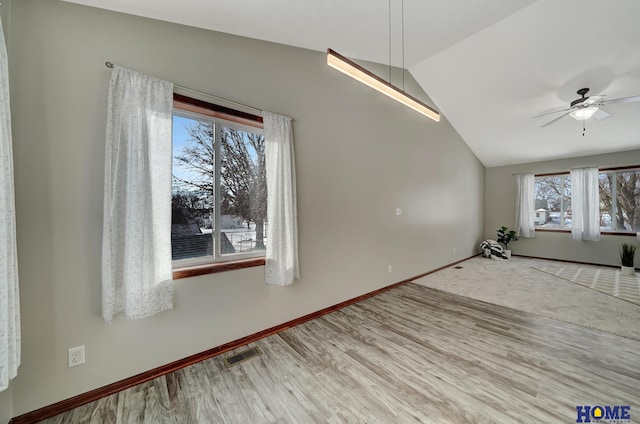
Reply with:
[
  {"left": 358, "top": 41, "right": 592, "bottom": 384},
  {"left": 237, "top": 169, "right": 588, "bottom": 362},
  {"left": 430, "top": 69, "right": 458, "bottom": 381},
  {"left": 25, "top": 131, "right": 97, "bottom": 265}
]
[
  {"left": 570, "top": 106, "right": 598, "bottom": 121},
  {"left": 326, "top": 49, "right": 440, "bottom": 122}
]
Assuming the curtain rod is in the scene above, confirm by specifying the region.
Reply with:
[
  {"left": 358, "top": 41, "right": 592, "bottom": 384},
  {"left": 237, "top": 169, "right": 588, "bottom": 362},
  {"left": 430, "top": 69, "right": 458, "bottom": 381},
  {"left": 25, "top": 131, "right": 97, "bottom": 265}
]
[{"left": 105, "top": 61, "right": 263, "bottom": 115}]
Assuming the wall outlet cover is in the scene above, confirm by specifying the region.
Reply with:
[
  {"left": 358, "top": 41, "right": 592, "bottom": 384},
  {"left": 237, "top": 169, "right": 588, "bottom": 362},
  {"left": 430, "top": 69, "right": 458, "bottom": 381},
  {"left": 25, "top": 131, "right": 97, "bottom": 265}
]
[{"left": 68, "top": 346, "right": 85, "bottom": 368}]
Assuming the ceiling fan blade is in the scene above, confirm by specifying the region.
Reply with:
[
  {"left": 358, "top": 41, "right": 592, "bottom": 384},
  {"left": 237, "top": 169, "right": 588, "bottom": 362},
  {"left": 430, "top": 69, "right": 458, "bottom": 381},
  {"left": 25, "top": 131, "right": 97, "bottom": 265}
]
[
  {"left": 541, "top": 111, "right": 571, "bottom": 127},
  {"left": 604, "top": 95, "right": 640, "bottom": 105},
  {"left": 583, "top": 95, "right": 603, "bottom": 105},
  {"left": 593, "top": 109, "right": 610, "bottom": 120},
  {"left": 532, "top": 107, "right": 571, "bottom": 119}
]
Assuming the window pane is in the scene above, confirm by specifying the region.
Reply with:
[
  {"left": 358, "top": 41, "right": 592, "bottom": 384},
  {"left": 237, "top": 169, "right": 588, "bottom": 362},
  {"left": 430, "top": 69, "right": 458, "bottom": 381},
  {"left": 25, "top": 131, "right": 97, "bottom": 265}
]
[
  {"left": 616, "top": 170, "right": 640, "bottom": 232},
  {"left": 563, "top": 176, "right": 571, "bottom": 229},
  {"left": 171, "top": 115, "right": 215, "bottom": 262},
  {"left": 219, "top": 126, "right": 267, "bottom": 256},
  {"left": 599, "top": 172, "right": 614, "bottom": 230},
  {"left": 534, "top": 175, "right": 571, "bottom": 229}
]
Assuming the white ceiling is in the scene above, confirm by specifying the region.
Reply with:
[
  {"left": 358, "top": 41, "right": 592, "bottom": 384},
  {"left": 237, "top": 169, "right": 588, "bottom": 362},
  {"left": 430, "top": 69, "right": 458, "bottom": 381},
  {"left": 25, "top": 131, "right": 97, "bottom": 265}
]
[{"left": 64, "top": 0, "right": 640, "bottom": 167}]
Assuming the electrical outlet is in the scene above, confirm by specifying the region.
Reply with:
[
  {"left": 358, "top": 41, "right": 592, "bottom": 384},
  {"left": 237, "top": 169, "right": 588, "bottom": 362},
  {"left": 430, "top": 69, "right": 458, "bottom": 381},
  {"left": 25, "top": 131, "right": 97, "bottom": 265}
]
[
  {"left": 453, "top": 247, "right": 457, "bottom": 254},
  {"left": 395, "top": 208, "right": 402, "bottom": 216},
  {"left": 68, "top": 346, "right": 85, "bottom": 368},
  {"left": 388, "top": 265, "right": 393, "bottom": 273}
]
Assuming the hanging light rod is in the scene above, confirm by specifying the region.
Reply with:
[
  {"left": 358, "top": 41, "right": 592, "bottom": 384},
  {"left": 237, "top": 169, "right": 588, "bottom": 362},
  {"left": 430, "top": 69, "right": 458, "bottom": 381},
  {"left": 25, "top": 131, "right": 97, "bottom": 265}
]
[{"left": 326, "top": 48, "right": 440, "bottom": 122}]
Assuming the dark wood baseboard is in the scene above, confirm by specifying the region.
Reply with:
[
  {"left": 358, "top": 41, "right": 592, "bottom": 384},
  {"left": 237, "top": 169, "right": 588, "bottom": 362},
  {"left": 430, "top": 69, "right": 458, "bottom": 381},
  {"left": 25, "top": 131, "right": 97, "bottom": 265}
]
[
  {"left": 513, "top": 254, "right": 638, "bottom": 270},
  {"left": 9, "top": 254, "right": 478, "bottom": 424}
]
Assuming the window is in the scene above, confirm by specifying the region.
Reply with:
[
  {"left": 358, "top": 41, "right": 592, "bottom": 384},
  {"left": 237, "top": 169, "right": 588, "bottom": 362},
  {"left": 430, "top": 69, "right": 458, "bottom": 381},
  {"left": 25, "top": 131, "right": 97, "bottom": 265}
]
[
  {"left": 599, "top": 168, "right": 640, "bottom": 232},
  {"left": 534, "top": 174, "right": 571, "bottom": 229},
  {"left": 171, "top": 95, "right": 267, "bottom": 271},
  {"left": 534, "top": 167, "right": 640, "bottom": 233}
]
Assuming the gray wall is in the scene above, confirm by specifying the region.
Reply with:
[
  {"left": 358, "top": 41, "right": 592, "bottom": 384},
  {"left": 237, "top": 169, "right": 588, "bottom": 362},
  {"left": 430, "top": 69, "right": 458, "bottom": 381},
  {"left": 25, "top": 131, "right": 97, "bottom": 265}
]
[
  {"left": 7, "top": 0, "right": 484, "bottom": 417},
  {"left": 485, "top": 149, "right": 640, "bottom": 266}
]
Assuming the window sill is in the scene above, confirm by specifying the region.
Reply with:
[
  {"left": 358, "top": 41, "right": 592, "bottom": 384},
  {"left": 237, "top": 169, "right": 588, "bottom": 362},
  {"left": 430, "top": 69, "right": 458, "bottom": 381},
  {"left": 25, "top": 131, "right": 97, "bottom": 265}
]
[
  {"left": 173, "top": 257, "right": 265, "bottom": 280},
  {"left": 535, "top": 228, "right": 637, "bottom": 236},
  {"left": 601, "top": 231, "right": 639, "bottom": 236}
]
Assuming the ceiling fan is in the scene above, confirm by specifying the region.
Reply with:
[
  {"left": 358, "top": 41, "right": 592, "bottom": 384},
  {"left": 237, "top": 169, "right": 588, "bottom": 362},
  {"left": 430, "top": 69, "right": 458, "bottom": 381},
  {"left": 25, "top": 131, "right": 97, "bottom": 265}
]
[{"left": 534, "top": 88, "right": 640, "bottom": 128}]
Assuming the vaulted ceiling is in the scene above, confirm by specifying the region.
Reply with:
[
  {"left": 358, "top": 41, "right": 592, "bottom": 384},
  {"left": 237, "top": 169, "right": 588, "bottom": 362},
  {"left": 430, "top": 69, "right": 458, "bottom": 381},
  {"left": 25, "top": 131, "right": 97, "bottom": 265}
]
[{"left": 63, "top": 0, "right": 640, "bottom": 167}]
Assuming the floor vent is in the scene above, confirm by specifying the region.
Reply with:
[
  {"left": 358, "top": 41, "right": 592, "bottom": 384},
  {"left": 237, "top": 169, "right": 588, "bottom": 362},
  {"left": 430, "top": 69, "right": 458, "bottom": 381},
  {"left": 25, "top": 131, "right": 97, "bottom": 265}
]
[
  {"left": 224, "top": 347, "right": 261, "bottom": 367},
  {"left": 454, "top": 266, "right": 464, "bottom": 269}
]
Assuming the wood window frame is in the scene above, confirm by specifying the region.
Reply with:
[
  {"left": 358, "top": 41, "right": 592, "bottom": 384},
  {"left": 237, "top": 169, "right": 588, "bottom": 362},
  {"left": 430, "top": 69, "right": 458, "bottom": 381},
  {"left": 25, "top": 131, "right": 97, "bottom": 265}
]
[
  {"left": 173, "top": 94, "right": 263, "bottom": 128},
  {"left": 534, "top": 165, "right": 640, "bottom": 235},
  {"left": 172, "top": 94, "right": 265, "bottom": 280}
]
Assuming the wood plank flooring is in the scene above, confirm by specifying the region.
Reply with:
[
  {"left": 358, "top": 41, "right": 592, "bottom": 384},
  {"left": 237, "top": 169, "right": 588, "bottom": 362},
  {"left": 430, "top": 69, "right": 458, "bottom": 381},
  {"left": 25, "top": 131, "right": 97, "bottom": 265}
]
[{"left": 41, "top": 283, "right": 640, "bottom": 423}]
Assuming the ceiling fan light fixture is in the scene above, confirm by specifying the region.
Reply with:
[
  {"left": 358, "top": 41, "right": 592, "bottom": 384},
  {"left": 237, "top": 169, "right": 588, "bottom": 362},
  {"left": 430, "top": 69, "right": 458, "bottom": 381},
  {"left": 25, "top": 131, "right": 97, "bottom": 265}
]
[{"left": 570, "top": 106, "right": 598, "bottom": 121}]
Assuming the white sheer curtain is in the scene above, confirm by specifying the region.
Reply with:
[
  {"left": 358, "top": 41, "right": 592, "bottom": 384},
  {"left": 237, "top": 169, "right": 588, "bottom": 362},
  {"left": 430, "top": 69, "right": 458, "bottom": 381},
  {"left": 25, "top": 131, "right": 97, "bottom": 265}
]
[
  {"left": 570, "top": 167, "right": 601, "bottom": 241},
  {"left": 514, "top": 173, "right": 536, "bottom": 238},
  {"left": 0, "top": 17, "right": 20, "bottom": 392},
  {"left": 102, "top": 65, "right": 174, "bottom": 323},
  {"left": 263, "top": 112, "right": 299, "bottom": 285}
]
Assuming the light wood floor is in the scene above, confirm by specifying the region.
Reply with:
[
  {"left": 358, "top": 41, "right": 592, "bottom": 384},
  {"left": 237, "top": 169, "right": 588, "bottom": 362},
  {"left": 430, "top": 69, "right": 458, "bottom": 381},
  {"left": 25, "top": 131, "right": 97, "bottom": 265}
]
[{"left": 42, "top": 283, "right": 640, "bottom": 423}]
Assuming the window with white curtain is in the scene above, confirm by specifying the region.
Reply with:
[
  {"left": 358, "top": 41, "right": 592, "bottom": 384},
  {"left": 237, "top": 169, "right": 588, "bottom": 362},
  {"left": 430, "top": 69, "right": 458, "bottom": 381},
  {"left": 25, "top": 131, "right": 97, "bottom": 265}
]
[
  {"left": 171, "top": 95, "right": 267, "bottom": 273},
  {"left": 534, "top": 167, "right": 640, "bottom": 233},
  {"left": 0, "top": 15, "right": 20, "bottom": 392},
  {"left": 570, "top": 166, "right": 600, "bottom": 241},
  {"left": 514, "top": 173, "right": 536, "bottom": 238},
  {"left": 102, "top": 65, "right": 174, "bottom": 323}
]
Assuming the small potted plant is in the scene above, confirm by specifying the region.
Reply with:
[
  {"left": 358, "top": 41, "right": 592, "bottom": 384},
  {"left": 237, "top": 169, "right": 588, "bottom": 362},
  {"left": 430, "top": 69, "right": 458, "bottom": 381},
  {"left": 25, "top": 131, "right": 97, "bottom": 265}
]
[
  {"left": 497, "top": 226, "right": 518, "bottom": 259},
  {"left": 619, "top": 242, "right": 636, "bottom": 276}
]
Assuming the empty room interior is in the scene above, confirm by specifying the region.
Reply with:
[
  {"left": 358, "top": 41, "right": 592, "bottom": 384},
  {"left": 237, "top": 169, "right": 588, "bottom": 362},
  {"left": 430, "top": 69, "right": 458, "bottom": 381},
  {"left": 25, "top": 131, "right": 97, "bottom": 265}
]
[{"left": 1, "top": 0, "right": 639, "bottom": 423}]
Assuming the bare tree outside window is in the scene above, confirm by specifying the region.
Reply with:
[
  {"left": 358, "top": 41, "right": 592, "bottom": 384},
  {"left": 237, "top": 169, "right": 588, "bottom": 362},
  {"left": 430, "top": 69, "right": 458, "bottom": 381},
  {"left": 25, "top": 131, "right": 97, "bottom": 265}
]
[
  {"left": 171, "top": 116, "right": 267, "bottom": 262},
  {"left": 534, "top": 176, "right": 571, "bottom": 228},
  {"left": 599, "top": 170, "right": 640, "bottom": 231},
  {"left": 536, "top": 169, "right": 640, "bottom": 232},
  {"left": 219, "top": 127, "right": 267, "bottom": 251}
]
